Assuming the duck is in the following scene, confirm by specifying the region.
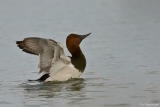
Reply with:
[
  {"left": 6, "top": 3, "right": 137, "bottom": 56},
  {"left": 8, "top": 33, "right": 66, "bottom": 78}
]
[{"left": 16, "top": 33, "right": 91, "bottom": 82}]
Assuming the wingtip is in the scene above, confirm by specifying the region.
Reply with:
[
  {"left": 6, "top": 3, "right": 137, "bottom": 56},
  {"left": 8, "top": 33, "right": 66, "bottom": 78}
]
[
  {"left": 16, "top": 41, "right": 21, "bottom": 44},
  {"left": 16, "top": 41, "right": 24, "bottom": 49}
]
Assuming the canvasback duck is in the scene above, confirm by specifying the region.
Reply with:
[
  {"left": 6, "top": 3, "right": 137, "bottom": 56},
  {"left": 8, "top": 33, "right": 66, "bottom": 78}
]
[{"left": 16, "top": 33, "right": 91, "bottom": 82}]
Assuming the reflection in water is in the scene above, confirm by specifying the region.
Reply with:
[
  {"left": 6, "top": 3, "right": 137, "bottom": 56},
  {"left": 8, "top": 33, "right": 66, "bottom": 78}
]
[
  {"left": 21, "top": 78, "right": 86, "bottom": 99},
  {"left": 105, "top": 103, "right": 130, "bottom": 107}
]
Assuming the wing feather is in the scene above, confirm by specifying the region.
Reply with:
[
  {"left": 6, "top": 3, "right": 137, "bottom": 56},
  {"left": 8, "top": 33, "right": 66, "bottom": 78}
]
[
  {"left": 16, "top": 37, "right": 68, "bottom": 73},
  {"left": 16, "top": 37, "right": 43, "bottom": 55}
]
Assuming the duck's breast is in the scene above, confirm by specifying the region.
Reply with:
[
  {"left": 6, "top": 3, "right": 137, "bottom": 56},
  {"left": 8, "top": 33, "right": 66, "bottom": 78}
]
[{"left": 46, "top": 63, "right": 82, "bottom": 81}]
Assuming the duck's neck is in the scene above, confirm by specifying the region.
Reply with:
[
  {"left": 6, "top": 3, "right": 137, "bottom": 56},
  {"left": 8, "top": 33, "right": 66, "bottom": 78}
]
[{"left": 70, "top": 47, "right": 86, "bottom": 72}]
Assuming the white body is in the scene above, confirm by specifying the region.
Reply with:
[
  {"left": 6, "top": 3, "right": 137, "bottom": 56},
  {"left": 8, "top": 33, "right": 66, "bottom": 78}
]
[{"left": 45, "top": 59, "right": 82, "bottom": 81}]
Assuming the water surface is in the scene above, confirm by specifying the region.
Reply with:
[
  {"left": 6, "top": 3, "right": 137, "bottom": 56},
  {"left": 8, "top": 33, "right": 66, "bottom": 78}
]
[{"left": 0, "top": 0, "right": 160, "bottom": 107}]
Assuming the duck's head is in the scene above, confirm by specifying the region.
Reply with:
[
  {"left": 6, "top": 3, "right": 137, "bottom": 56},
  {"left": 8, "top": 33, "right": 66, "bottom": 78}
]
[{"left": 66, "top": 33, "right": 91, "bottom": 55}]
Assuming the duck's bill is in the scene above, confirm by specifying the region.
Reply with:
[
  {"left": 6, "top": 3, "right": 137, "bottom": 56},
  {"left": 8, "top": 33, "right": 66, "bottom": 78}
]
[{"left": 81, "top": 33, "right": 91, "bottom": 39}]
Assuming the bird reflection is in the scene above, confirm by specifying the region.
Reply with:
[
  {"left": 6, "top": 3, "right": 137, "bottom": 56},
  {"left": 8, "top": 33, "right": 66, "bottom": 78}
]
[{"left": 21, "top": 78, "right": 86, "bottom": 99}]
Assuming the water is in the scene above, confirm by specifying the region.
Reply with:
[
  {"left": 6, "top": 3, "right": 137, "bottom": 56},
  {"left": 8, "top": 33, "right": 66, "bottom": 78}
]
[{"left": 0, "top": 0, "right": 160, "bottom": 107}]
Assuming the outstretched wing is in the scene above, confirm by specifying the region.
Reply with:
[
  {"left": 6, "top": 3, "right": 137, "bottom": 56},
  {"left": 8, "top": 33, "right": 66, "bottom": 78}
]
[{"left": 16, "top": 37, "right": 67, "bottom": 73}]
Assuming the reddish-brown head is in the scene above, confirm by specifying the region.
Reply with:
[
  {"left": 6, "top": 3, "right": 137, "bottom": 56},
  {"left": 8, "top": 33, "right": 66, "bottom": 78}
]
[{"left": 66, "top": 33, "right": 91, "bottom": 56}]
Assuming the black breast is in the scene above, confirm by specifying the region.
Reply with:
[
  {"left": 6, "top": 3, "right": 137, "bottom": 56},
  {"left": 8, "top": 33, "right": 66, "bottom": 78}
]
[{"left": 71, "top": 55, "right": 86, "bottom": 72}]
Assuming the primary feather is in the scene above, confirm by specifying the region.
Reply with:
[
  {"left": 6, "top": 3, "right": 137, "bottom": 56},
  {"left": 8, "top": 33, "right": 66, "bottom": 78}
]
[{"left": 16, "top": 37, "right": 70, "bottom": 73}]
